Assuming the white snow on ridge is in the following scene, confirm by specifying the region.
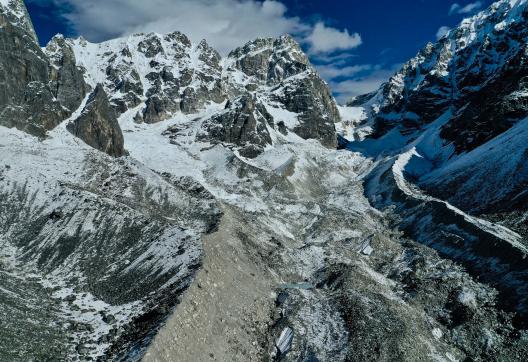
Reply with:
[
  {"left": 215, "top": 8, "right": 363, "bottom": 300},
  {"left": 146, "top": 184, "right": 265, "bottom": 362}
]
[
  {"left": 0, "top": 0, "right": 21, "bottom": 15},
  {"left": 421, "top": 117, "right": 528, "bottom": 210},
  {"left": 392, "top": 147, "right": 526, "bottom": 252}
]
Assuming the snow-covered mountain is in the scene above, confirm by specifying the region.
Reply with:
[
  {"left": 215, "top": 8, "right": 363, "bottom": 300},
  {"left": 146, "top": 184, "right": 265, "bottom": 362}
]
[
  {"left": 359, "top": 0, "right": 528, "bottom": 147},
  {"left": 342, "top": 0, "right": 528, "bottom": 235},
  {"left": 1, "top": 0, "right": 528, "bottom": 361}
]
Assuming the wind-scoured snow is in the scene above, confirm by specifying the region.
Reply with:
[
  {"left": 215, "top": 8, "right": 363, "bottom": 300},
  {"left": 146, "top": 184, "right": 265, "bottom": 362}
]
[
  {"left": 421, "top": 118, "right": 528, "bottom": 212},
  {"left": 392, "top": 147, "right": 525, "bottom": 250}
]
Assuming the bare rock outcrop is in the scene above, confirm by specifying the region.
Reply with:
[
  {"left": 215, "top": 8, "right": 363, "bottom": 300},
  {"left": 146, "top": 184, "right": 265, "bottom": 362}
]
[{"left": 67, "top": 84, "right": 126, "bottom": 157}]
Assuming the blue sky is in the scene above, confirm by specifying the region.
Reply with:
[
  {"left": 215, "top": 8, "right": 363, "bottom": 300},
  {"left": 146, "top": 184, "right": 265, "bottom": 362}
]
[{"left": 26, "top": 0, "right": 493, "bottom": 102}]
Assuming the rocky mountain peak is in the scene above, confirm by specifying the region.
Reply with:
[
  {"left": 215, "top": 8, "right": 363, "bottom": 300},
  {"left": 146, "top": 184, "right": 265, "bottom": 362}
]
[
  {"left": 0, "top": 0, "right": 38, "bottom": 42},
  {"left": 360, "top": 0, "right": 528, "bottom": 154},
  {"left": 0, "top": 10, "right": 341, "bottom": 154},
  {"left": 61, "top": 30, "right": 340, "bottom": 152},
  {"left": 0, "top": 2, "right": 74, "bottom": 137},
  {"left": 227, "top": 35, "right": 310, "bottom": 85}
]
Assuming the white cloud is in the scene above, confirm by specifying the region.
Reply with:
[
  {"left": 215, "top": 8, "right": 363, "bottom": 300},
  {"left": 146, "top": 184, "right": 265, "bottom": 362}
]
[
  {"left": 312, "top": 52, "right": 358, "bottom": 65},
  {"left": 316, "top": 64, "right": 372, "bottom": 80},
  {"left": 30, "top": 0, "right": 362, "bottom": 57},
  {"left": 306, "top": 22, "right": 362, "bottom": 54},
  {"left": 330, "top": 65, "right": 401, "bottom": 104},
  {"left": 436, "top": 26, "right": 450, "bottom": 40},
  {"left": 449, "top": 2, "right": 482, "bottom": 15}
]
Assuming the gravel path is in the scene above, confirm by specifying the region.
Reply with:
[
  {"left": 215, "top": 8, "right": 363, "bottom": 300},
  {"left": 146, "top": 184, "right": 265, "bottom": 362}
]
[{"left": 143, "top": 206, "right": 276, "bottom": 361}]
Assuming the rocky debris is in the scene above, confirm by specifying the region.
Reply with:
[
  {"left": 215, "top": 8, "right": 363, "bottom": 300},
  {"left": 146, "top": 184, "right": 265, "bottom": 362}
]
[
  {"left": 275, "top": 291, "right": 289, "bottom": 307},
  {"left": 359, "top": 240, "right": 374, "bottom": 256},
  {"left": 275, "top": 327, "right": 293, "bottom": 357},
  {"left": 100, "top": 312, "right": 117, "bottom": 324},
  {"left": 197, "top": 95, "right": 272, "bottom": 158},
  {"left": 142, "top": 207, "right": 274, "bottom": 362},
  {"left": 67, "top": 84, "right": 126, "bottom": 157}
]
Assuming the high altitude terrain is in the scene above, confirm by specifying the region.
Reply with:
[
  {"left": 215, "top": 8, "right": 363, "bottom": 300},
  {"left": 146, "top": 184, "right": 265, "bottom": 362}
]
[{"left": 0, "top": 0, "right": 527, "bottom": 361}]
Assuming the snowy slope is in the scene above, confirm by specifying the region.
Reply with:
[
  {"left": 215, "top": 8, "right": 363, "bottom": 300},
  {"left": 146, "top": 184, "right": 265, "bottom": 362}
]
[
  {"left": 421, "top": 117, "right": 528, "bottom": 212},
  {"left": 0, "top": 123, "right": 220, "bottom": 360},
  {"left": 345, "top": 0, "right": 528, "bottom": 236}
]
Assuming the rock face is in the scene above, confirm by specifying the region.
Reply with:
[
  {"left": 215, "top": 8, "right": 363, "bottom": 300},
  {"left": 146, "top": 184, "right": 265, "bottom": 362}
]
[
  {"left": 0, "top": 0, "right": 87, "bottom": 138},
  {"left": 69, "top": 33, "right": 340, "bottom": 152},
  {"left": 198, "top": 95, "right": 272, "bottom": 158},
  {"left": 45, "top": 35, "right": 89, "bottom": 113},
  {"left": 67, "top": 85, "right": 126, "bottom": 157},
  {"left": 0, "top": 3, "right": 64, "bottom": 136},
  {"left": 276, "top": 72, "right": 340, "bottom": 148},
  {"left": 0, "top": 0, "right": 38, "bottom": 42},
  {"left": 365, "top": 0, "right": 528, "bottom": 153},
  {"left": 69, "top": 32, "right": 227, "bottom": 125}
]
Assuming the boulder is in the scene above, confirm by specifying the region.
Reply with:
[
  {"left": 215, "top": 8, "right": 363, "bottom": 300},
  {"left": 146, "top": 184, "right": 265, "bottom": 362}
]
[{"left": 67, "top": 85, "right": 126, "bottom": 157}]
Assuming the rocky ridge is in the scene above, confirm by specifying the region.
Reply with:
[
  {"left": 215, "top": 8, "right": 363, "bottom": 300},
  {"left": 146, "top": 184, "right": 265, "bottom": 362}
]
[
  {"left": 341, "top": 0, "right": 528, "bottom": 237},
  {"left": 361, "top": 0, "right": 528, "bottom": 151},
  {"left": 67, "top": 31, "right": 340, "bottom": 155}
]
